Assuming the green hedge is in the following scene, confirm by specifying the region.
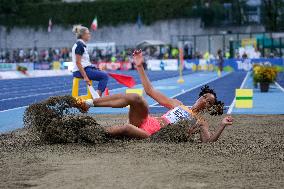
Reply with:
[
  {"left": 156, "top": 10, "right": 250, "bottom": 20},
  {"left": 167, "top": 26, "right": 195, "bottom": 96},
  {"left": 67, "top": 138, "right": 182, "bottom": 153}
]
[
  {"left": 0, "top": 0, "right": 232, "bottom": 29},
  {"left": 0, "top": 0, "right": 193, "bottom": 28}
]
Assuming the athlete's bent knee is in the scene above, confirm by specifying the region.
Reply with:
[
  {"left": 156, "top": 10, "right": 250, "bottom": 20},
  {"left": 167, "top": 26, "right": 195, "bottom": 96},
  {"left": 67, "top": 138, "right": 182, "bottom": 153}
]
[{"left": 126, "top": 93, "right": 143, "bottom": 104}]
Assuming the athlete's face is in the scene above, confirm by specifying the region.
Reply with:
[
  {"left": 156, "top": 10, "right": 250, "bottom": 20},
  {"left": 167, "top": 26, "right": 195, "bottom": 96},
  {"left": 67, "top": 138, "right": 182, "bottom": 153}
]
[
  {"left": 192, "top": 93, "right": 215, "bottom": 112},
  {"left": 82, "top": 29, "right": 91, "bottom": 42}
]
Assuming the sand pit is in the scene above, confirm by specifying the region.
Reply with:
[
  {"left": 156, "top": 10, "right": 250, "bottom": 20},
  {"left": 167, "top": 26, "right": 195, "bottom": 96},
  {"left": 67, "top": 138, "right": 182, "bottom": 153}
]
[
  {"left": 20, "top": 95, "right": 203, "bottom": 145},
  {"left": 0, "top": 97, "right": 283, "bottom": 188},
  {"left": 22, "top": 96, "right": 109, "bottom": 144}
]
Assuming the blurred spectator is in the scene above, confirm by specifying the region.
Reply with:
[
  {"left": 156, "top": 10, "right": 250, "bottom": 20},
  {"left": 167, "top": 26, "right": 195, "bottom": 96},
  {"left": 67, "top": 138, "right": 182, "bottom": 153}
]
[
  {"left": 217, "top": 49, "right": 224, "bottom": 72},
  {"left": 1, "top": 45, "right": 257, "bottom": 64}
]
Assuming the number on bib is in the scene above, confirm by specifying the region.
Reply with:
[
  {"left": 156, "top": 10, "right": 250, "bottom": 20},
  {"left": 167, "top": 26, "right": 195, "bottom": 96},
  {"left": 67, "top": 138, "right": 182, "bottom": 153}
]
[{"left": 163, "top": 106, "right": 191, "bottom": 124}]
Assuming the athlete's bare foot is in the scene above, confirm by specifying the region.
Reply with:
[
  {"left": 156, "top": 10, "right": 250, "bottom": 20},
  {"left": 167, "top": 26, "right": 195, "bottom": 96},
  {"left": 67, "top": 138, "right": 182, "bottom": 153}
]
[{"left": 74, "top": 98, "right": 90, "bottom": 113}]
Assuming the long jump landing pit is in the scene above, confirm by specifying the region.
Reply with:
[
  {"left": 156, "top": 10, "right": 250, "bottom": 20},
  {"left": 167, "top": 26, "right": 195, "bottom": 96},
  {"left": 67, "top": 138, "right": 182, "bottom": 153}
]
[{"left": 1, "top": 113, "right": 283, "bottom": 189}]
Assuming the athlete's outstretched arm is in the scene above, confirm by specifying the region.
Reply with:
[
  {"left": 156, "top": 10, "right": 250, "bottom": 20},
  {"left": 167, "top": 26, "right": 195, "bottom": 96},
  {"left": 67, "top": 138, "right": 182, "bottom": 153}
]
[
  {"left": 133, "top": 50, "right": 181, "bottom": 109},
  {"left": 198, "top": 116, "right": 233, "bottom": 143}
]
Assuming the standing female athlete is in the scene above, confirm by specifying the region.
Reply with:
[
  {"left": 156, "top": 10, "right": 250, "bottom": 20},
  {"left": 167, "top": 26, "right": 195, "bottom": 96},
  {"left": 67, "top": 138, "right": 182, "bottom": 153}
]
[
  {"left": 75, "top": 50, "right": 233, "bottom": 143},
  {"left": 72, "top": 25, "right": 109, "bottom": 96}
]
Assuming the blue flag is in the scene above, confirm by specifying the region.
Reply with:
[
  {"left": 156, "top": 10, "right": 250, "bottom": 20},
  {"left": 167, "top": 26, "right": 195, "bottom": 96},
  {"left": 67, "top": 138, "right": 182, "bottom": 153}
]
[{"left": 137, "top": 14, "right": 143, "bottom": 29}]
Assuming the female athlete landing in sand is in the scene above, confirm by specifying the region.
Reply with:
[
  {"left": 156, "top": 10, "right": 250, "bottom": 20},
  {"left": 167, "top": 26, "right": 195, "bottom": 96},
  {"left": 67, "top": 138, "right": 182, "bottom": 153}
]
[{"left": 75, "top": 50, "right": 233, "bottom": 143}]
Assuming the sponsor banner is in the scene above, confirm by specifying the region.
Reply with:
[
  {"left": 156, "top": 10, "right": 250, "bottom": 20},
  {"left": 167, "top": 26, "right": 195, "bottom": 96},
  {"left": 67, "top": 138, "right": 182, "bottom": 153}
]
[
  {"left": 98, "top": 62, "right": 132, "bottom": 70},
  {"left": 63, "top": 62, "right": 73, "bottom": 71},
  {"left": 250, "top": 58, "right": 283, "bottom": 65},
  {"left": 34, "top": 62, "right": 51, "bottom": 70},
  {"left": 184, "top": 59, "right": 214, "bottom": 71},
  {"left": 0, "top": 63, "right": 34, "bottom": 71},
  {"left": 119, "top": 62, "right": 132, "bottom": 70},
  {"left": 224, "top": 58, "right": 283, "bottom": 71},
  {"left": 185, "top": 58, "right": 283, "bottom": 71},
  {"left": 147, "top": 59, "right": 178, "bottom": 71},
  {"left": 184, "top": 59, "right": 199, "bottom": 70},
  {"left": 0, "top": 63, "right": 14, "bottom": 71},
  {"left": 224, "top": 59, "right": 252, "bottom": 71}
]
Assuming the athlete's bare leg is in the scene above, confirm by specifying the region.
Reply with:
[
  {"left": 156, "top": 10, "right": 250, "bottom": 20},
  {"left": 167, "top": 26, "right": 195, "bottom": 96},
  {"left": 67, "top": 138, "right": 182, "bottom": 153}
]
[
  {"left": 92, "top": 93, "right": 149, "bottom": 127},
  {"left": 105, "top": 124, "right": 150, "bottom": 139}
]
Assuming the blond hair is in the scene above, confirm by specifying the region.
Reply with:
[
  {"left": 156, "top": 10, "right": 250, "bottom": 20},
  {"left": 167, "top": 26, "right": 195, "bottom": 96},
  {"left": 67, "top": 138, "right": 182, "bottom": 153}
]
[{"left": 72, "top": 25, "right": 88, "bottom": 39}]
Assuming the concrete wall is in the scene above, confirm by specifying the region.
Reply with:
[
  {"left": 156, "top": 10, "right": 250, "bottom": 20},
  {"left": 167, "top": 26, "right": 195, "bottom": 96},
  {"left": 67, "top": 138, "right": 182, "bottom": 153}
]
[{"left": 0, "top": 18, "right": 265, "bottom": 51}]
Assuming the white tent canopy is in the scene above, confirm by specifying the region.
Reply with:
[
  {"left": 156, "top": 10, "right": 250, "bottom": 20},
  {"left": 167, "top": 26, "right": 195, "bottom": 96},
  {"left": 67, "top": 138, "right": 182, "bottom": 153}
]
[{"left": 136, "top": 40, "right": 167, "bottom": 48}]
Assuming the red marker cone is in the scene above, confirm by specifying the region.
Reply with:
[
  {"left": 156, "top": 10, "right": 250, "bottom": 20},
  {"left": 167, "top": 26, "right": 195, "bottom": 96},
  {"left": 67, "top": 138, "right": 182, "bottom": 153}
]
[{"left": 105, "top": 88, "right": 109, "bottom": 96}]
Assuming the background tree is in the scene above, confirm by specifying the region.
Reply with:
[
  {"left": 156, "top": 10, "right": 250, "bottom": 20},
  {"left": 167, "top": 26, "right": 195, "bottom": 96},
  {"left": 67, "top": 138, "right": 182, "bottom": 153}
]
[{"left": 263, "top": 0, "right": 284, "bottom": 31}]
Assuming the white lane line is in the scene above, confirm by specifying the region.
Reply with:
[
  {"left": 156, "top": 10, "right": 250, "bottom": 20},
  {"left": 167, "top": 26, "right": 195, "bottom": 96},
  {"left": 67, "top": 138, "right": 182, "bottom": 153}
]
[
  {"left": 0, "top": 106, "right": 28, "bottom": 113},
  {"left": 0, "top": 79, "right": 120, "bottom": 93},
  {"left": 151, "top": 105, "right": 230, "bottom": 108},
  {"left": 149, "top": 72, "right": 231, "bottom": 107},
  {"left": 227, "top": 71, "right": 250, "bottom": 114},
  {"left": 0, "top": 80, "right": 120, "bottom": 96},
  {"left": 275, "top": 82, "right": 284, "bottom": 93},
  {"left": 0, "top": 82, "right": 72, "bottom": 92},
  {"left": 0, "top": 85, "right": 122, "bottom": 101},
  {"left": 0, "top": 89, "right": 73, "bottom": 101},
  {"left": 0, "top": 85, "right": 72, "bottom": 95}
]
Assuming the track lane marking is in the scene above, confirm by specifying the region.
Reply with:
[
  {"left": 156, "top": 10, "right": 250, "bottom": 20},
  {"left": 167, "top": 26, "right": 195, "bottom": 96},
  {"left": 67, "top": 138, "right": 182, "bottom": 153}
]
[
  {"left": 0, "top": 106, "right": 28, "bottom": 113},
  {"left": 0, "top": 80, "right": 120, "bottom": 97},
  {"left": 151, "top": 105, "right": 230, "bottom": 108},
  {"left": 275, "top": 82, "right": 284, "bottom": 93},
  {"left": 227, "top": 71, "right": 250, "bottom": 114}
]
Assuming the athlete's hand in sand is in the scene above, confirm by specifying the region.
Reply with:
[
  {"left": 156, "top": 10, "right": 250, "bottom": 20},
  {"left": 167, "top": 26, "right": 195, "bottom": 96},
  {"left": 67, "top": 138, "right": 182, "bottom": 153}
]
[
  {"left": 133, "top": 49, "right": 143, "bottom": 67},
  {"left": 221, "top": 116, "right": 233, "bottom": 127}
]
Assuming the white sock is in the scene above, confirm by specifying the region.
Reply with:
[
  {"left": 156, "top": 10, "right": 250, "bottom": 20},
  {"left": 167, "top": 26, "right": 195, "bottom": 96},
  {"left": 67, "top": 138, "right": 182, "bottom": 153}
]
[{"left": 85, "top": 99, "right": 94, "bottom": 107}]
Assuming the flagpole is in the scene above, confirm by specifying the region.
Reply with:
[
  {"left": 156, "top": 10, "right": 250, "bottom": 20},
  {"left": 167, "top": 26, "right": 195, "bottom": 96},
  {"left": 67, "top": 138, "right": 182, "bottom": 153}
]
[{"left": 177, "top": 41, "right": 185, "bottom": 83}]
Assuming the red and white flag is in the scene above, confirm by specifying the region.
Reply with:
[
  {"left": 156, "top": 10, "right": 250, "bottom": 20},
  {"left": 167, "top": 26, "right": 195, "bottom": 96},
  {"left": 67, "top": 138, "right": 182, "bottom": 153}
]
[
  {"left": 91, "top": 17, "right": 98, "bottom": 31},
  {"left": 48, "top": 18, "right": 52, "bottom": 32}
]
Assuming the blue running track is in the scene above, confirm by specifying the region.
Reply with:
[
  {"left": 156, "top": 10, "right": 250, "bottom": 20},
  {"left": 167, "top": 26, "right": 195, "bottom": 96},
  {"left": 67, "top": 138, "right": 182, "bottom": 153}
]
[{"left": 0, "top": 71, "right": 191, "bottom": 111}]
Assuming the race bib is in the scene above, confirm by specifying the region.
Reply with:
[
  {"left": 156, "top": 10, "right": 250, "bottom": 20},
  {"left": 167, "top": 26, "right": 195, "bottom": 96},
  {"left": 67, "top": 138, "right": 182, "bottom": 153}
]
[{"left": 162, "top": 105, "right": 192, "bottom": 124}]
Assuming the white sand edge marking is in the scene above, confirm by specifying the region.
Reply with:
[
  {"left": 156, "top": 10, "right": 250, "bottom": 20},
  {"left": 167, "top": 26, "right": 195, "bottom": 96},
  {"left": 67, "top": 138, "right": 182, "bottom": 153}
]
[
  {"left": 275, "top": 82, "right": 284, "bottom": 93},
  {"left": 227, "top": 71, "right": 250, "bottom": 114}
]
